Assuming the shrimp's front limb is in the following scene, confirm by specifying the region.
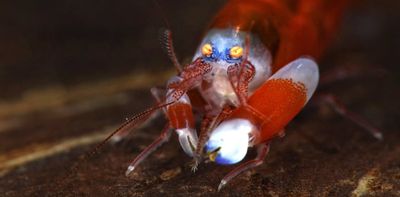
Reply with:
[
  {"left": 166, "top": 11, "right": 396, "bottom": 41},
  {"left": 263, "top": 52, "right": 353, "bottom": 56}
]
[
  {"left": 125, "top": 59, "right": 213, "bottom": 174},
  {"left": 165, "top": 76, "right": 200, "bottom": 157},
  {"left": 166, "top": 59, "right": 212, "bottom": 157},
  {"left": 218, "top": 142, "right": 270, "bottom": 191}
]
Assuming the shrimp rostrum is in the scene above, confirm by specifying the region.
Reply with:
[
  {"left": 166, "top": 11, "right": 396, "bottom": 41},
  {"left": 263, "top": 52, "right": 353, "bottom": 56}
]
[{"left": 102, "top": 0, "right": 382, "bottom": 191}]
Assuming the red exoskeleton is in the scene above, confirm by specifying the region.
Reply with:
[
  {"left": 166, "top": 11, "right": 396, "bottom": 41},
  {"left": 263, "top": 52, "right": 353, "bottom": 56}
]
[{"left": 98, "top": 0, "right": 383, "bottom": 190}]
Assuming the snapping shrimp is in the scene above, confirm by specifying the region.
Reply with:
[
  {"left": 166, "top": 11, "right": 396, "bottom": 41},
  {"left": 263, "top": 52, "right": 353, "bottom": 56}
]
[{"left": 98, "top": 0, "right": 383, "bottom": 191}]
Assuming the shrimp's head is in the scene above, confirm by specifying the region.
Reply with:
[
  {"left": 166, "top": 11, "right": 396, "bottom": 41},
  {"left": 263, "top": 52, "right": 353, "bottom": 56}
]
[
  {"left": 192, "top": 29, "right": 272, "bottom": 99},
  {"left": 197, "top": 30, "right": 246, "bottom": 65},
  {"left": 205, "top": 119, "right": 256, "bottom": 165}
]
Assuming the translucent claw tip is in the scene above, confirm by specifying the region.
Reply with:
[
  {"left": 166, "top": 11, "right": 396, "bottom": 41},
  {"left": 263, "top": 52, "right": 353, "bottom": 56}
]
[
  {"left": 125, "top": 166, "right": 135, "bottom": 176},
  {"left": 217, "top": 180, "right": 227, "bottom": 192}
]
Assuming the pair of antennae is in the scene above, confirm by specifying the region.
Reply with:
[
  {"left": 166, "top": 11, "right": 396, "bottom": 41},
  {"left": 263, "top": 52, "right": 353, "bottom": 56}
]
[{"left": 88, "top": 101, "right": 174, "bottom": 158}]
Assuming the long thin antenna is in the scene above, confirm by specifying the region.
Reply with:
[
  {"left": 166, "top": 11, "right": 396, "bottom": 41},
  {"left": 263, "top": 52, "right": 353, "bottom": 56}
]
[
  {"left": 88, "top": 101, "right": 174, "bottom": 157},
  {"left": 54, "top": 101, "right": 174, "bottom": 194}
]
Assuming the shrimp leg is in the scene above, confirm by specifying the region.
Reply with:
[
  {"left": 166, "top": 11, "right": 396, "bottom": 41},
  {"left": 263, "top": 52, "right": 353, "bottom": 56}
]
[
  {"left": 316, "top": 93, "right": 383, "bottom": 140},
  {"left": 218, "top": 142, "right": 270, "bottom": 191},
  {"left": 125, "top": 123, "right": 172, "bottom": 176},
  {"left": 125, "top": 78, "right": 199, "bottom": 175}
]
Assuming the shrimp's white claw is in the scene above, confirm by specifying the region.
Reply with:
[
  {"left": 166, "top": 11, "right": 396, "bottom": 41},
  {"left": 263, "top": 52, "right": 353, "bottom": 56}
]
[
  {"left": 205, "top": 119, "right": 255, "bottom": 165},
  {"left": 176, "top": 128, "right": 198, "bottom": 157}
]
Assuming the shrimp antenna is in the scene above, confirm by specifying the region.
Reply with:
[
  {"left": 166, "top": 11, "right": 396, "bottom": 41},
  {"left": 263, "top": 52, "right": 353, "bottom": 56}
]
[
  {"left": 88, "top": 101, "right": 174, "bottom": 157},
  {"left": 153, "top": 0, "right": 183, "bottom": 73},
  {"left": 55, "top": 101, "right": 174, "bottom": 193}
]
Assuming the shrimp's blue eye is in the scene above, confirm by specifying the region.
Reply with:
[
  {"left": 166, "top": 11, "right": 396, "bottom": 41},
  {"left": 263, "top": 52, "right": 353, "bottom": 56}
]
[
  {"left": 201, "top": 43, "right": 213, "bottom": 57},
  {"left": 224, "top": 47, "right": 243, "bottom": 63},
  {"left": 229, "top": 46, "right": 243, "bottom": 59},
  {"left": 201, "top": 43, "right": 219, "bottom": 62}
]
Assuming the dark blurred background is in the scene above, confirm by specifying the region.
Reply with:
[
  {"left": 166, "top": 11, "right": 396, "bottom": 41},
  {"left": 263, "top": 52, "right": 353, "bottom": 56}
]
[
  {"left": 0, "top": 0, "right": 227, "bottom": 100},
  {"left": 0, "top": 0, "right": 399, "bottom": 196},
  {"left": 0, "top": 0, "right": 399, "bottom": 100}
]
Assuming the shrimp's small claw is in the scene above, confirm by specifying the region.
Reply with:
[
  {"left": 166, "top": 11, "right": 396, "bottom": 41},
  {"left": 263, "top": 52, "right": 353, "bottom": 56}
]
[
  {"left": 176, "top": 128, "right": 198, "bottom": 157},
  {"left": 125, "top": 165, "right": 135, "bottom": 177},
  {"left": 217, "top": 180, "right": 227, "bottom": 192}
]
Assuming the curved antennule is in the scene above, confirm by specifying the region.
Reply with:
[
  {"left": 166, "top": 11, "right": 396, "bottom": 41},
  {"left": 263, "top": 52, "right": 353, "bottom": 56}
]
[
  {"left": 153, "top": 0, "right": 182, "bottom": 73},
  {"left": 159, "top": 29, "right": 182, "bottom": 73}
]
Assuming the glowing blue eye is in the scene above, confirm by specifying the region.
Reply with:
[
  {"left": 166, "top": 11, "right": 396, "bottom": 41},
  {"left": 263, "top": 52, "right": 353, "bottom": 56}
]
[
  {"left": 224, "top": 48, "right": 242, "bottom": 63},
  {"left": 202, "top": 45, "right": 220, "bottom": 62}
]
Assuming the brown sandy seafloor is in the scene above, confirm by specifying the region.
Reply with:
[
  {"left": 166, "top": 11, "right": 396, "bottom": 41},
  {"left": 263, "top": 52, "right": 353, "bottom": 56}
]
[{"left": 0, "top": 0, "right": 399, "bottom": 196}]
